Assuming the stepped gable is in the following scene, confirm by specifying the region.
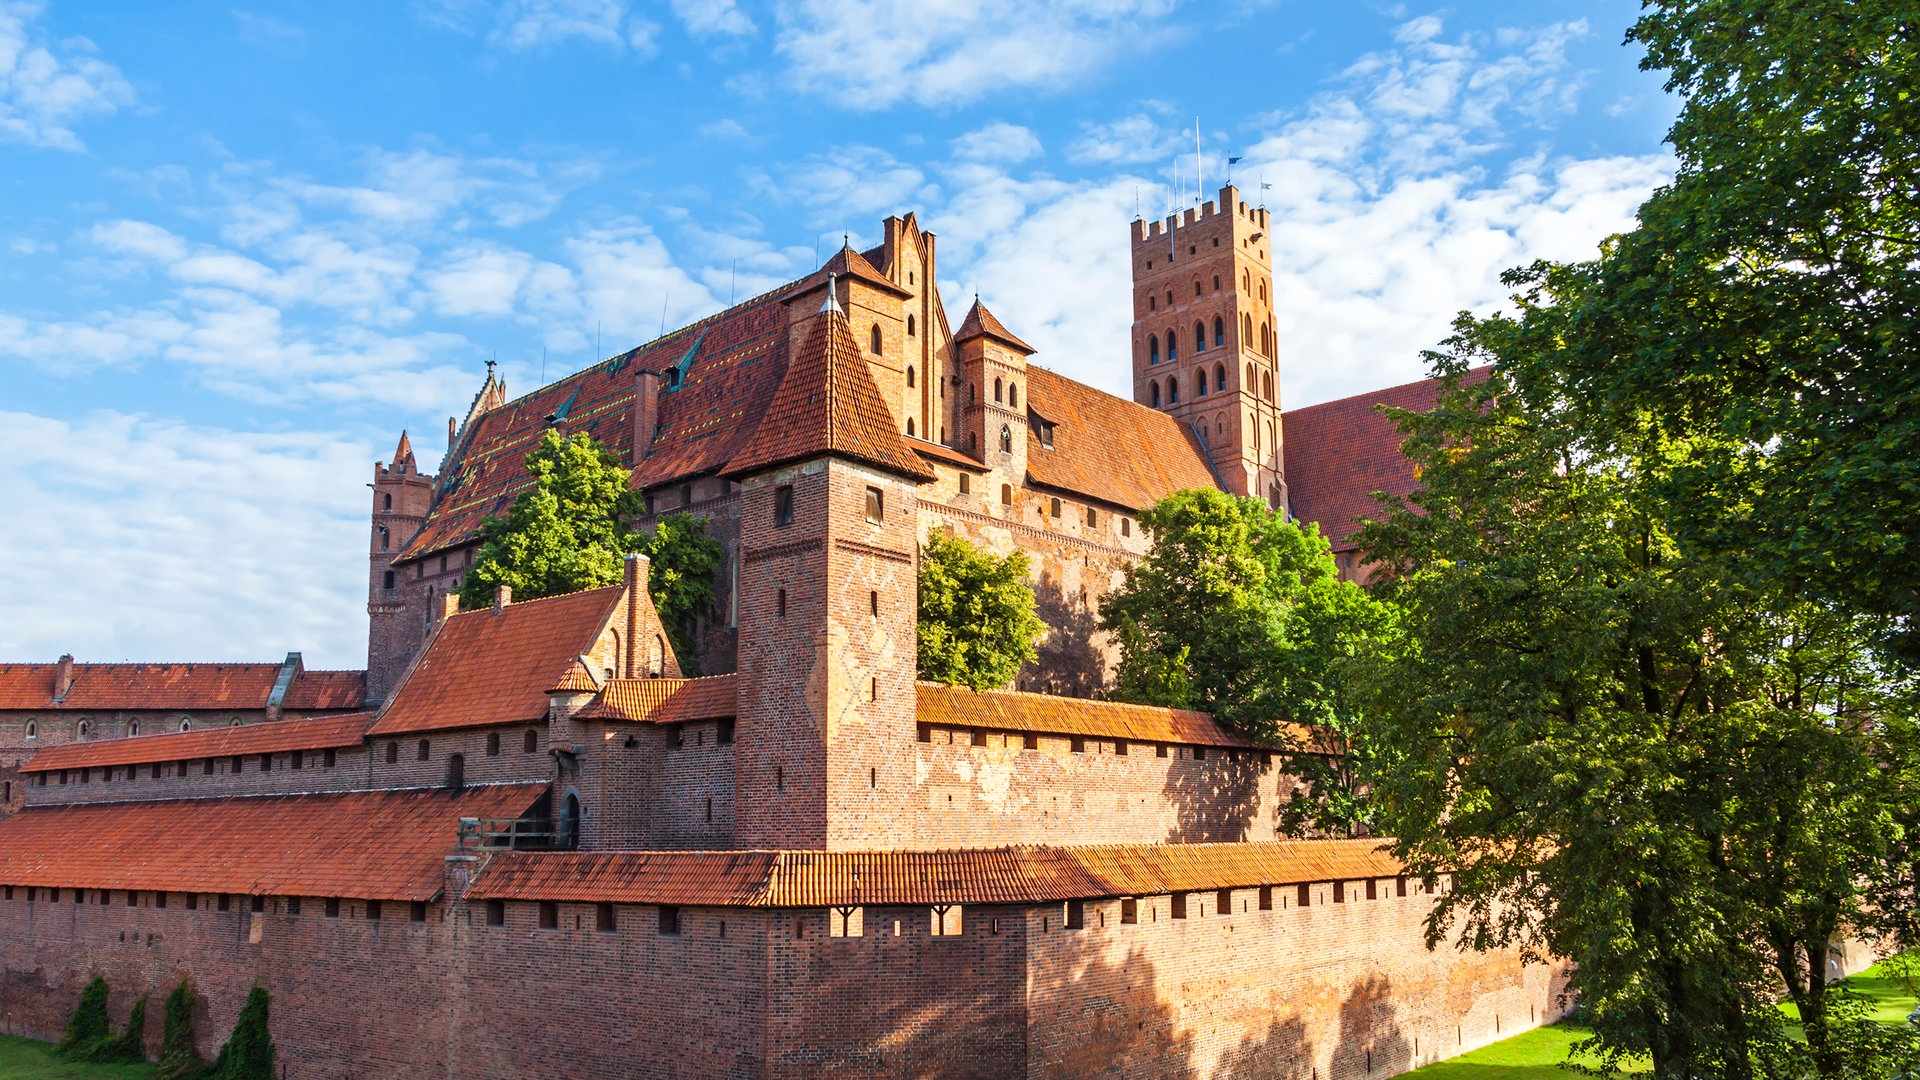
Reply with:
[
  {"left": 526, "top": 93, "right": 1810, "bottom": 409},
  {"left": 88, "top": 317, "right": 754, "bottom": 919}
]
[
  {"left": 0, "top": 784, "right": 546, "bottom": 901},
  {"left": 0, "top": 662, "right": 278, "bottom": 711},
  {"left": 953, "top": 298, "right": 1034, "bottom": 354},
  {"left": 370, "top": 586, "right": 624, "bottom": 736},
  {"left": 465, "top": 838, "right": 1401, "bottom": 906},
  {"left": 722, "top": 305, "right": 934, "bottom": 481},
  {"left": 916, "top": 683, "right": 1311, "bottom": 750},
  {"left": 1022, "top": 366, "right": 1219, "bottom": 511},
  {"left": 397, "top": 291, "right": 796, "bottom": 563},
  {"left": 576, "top": 673, "right": 737, "bottom": 724},
  {"left": 22, "top": 712, "right": 372, "bottom": 773},
  {"left": 1282, "top": 365, "right": 1491, "bottom": 555}
]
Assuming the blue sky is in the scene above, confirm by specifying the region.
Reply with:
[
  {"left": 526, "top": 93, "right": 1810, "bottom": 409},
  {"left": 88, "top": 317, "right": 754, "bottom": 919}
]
[{"left": 0, "top": 0, "right": 1675, "bottom": 668}]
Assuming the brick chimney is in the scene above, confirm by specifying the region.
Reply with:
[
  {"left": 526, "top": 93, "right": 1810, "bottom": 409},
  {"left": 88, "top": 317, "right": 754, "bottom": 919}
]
[
  {"left": 623, "top": 554, "right": 649, "bottom": 678},
  {"left": 434, "top": 591, "right": 460, "bottom": 627},
  {"left": 494, "top": 584, "right": 512, "bottom": 614},
  {"left": 633, "top": 370, "right": 661, "bottom": 464},
  {"left": 52, "top": 653, "right": 74, "bottom": 703}
]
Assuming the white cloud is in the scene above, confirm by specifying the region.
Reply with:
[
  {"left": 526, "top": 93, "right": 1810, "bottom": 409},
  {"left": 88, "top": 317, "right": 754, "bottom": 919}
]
[
  {"left": 670, "top": 0, "right": 752, "bottom": 36},
  {"left": 950, "top": 122, "right": 1042, "bottom": 164},
  {"left": 230, "top": 9, "right": 307, "bottom": 43},
  {"left": 0, "top": 0, "right": 135, "bottom": 150},
  {"left": 0, "top": 410, "right": 373, "bottom": 668},
  {"left": 1066, "top": 113, "right": 1184, "bottom": 166},
  {"left": 416, "top": 0, "right": 658, "bottom": 52},
  {"left": 753, "top": 144, "right": 931, "bottom": 227},
  {"left": 775, "top": 0, "right": 1182, "bottom": 109},
  {"left": 698, "top": 117, "right": 751, "bottom": 140}
]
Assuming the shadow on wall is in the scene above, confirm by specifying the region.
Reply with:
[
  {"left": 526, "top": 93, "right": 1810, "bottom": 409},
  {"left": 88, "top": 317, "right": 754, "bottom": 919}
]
[
  {"left": 1334, "top": 974, "right": 1415, "bottom": 1080},
  {"left": 1161, "top": 747, "right": 1270, "bottom": 844},
  {"left": 1023, "top": 575, "right": 1106, "bottom": 698}
]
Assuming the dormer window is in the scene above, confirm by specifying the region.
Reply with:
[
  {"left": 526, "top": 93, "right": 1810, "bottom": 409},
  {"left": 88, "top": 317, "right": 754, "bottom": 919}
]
[{"left": 1033, "top": 419, "right": 1056, "bottom": 449}]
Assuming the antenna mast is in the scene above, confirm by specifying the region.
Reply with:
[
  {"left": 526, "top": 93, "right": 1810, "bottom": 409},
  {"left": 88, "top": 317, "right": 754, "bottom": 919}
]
[{"left": 1195, "top": 117, "right": 1203, "bottom": 205}]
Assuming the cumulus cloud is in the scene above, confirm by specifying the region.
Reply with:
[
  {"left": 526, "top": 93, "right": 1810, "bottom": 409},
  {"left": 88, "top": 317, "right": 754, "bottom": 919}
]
[
  {"left": 0, "top": 410, "right": 374, "bottom": 667},
  {"left": 1066, "top": 112, "right": 1184, "bottom": 166},
  {"left": 415, "top": 0, "right": 658, "bottom": 52},
  {"left": 950, "top": 122, "right": 1042, "bottom": 164},
  {"left": 0, "top": 0, "right": 135, "bottom": 150},
  {"left": 775, "top": 0, "right": 1182, "bottom": 109},
  {"left": 670, "top": 0, "right": 752, "bottom": 36}
]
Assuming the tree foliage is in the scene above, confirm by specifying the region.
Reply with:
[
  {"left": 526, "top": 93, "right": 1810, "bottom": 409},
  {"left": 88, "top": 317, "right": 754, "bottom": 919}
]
[
  {"left": 208, "top": 986, "right": 274, "bottom": 1080},
  {"left": 636, "top": 512, "right": 723, "bottom": 676},
  {"left": 1099, "top": 489, "right": 1397, "bottom": 763},
  {"left": 916, "top": 529, "right": 1046, "bottom": 691},
  {"left": 457, "top": 430, "right": 643, "bottom": 611},
  {"left": 55, "top": 976, "right": 111, "bottom": 1059}
]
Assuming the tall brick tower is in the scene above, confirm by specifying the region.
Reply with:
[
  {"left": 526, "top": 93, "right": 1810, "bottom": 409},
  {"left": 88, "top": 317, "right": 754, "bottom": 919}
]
[
  {"left": 1130, "top": 184, "right": 1286, "bottom": 507},
  {"left": 953, "top": 298, "right": 1033, "bottom": 473},
  {"left": 723, "top": 279, "right": 936, "bottom": 850},
  {"left": 365, "top": 432, "right": 433, "bottom": 706}
]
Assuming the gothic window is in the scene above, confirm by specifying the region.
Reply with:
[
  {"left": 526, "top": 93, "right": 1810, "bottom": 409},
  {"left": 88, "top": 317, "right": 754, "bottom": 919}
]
[
  {"left": 1214, "top": 318, "right": 1225, "bottom": 348},
  {"left": 999, "top": 425, "right": 1012, "bottom": 454},
  {"left": 994, "top": 377, "right": 1003, "bottom": 404},
  {"left": 445, "top": 753, "right": 465, "bottom": 792},
  {"left": 1151, "top": 381, "right": 1161, "bottom": 407},
  {"left": 1196, "top": 369, "right": 1207, "bottom": 396},
  {"left": 871, "top": 325, "right": 883, "bottom": 354},
  {"left": 1008, "top": 383, "right": 1018, "bottom": 408},
  {"left": 1166, "top": 330, "right": 1177, "bottom": 362},
  {"left": 1243, "top": 270, "right": 1250, "bottom": 290},
  {"left": 1243, "top": 313, "right": 1253, "bottom": 345},
  {"left": 127, "top": 719, "right": 139, "bottom": 737},
  {"left": 1169, "top": 378, "right": 1180, "bottom": 404},
  {"left": 383, "top": 569, "right": 395, "bottom": 590},
  {"left": 382, "top": 493, "right": 391, "bottom": 511},
  {"left": 1215, "top": 364, "right": 1226, "bottom": 393},
  {"left": 1260, "top": 325, "right": 1272, "bottom": 357},
  {"left": 1194, "top": 280, "right": 1202, "bottom": 297},
  {"left": 23, "top": 720, "right": 34, "bottom": 740},
  {"left": 906, "top": 418, "right": 915, "bottom": 437},
  {"left": 906, "top": 365, "right": 915, "bottom": 388},
  {"left": 1213, "top": 275, "right": 1221, "bottom": 291},
  {"left": 1149, "top": 335, "right": 1159, "bottom": 365},
  {"left": 907, "top": 314, "right": 916, "bottom": 336},
  {"left": 524, "top": 729, "right": 538, "bottom": 754},
  {"left": 1165, "top": 290, "right": 1173, "bottom": 306},
  {"left": 1268, "top": 421, "right": 1277, "bottom": 456},
  {"left": 1260, "top": 281, "right": 1268, "bottom": 303},
  {"left": 776, "top": 588, "right": 786, "bottom": 617},
  {"left": 649, "top": 636, "right": 665, "bottom": 677},
  {"left": 76, "top": 720, "right": 89, "bottom": 739},
  {"left": 1148, "top": 295, "right": 1156, "bottom": 311},
  {"left": 1263, "top": 372, "right": 1274, "bottom": 401},
  {"left": 1247, "top": 361, "right": 1256, "bottom": 390},
  {"left": 1194, "top": 322, "right": 1205, "bottom": 353},
  {"left": 1215, "top": 412, "right": 1226, "bottom": 437}
]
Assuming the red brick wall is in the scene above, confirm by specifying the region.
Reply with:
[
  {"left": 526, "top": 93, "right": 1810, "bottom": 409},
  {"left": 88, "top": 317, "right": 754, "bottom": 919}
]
[
  {"left": 577, "top": 719, "right": 735, "bottom": 850},
  {"left": 25, "top": 746, "right": 371, "bottom": 807}
]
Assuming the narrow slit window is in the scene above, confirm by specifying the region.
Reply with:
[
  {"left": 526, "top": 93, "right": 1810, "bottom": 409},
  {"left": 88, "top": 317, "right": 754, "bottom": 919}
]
[{"left": 864, "top": 486, "right": 884, "bottom": 524}]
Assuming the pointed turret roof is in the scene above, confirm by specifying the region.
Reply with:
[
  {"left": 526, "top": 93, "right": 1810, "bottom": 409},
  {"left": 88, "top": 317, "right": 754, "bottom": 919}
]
[
  {"left": 785, "top": 243, "right": 911, "bottom": 302},
  {"left": 722, "top": 305, "right": 933, "bottom": 481},
  {"left": 954, "top": 299, "right": 1034, "bottom": 354},
  {"left": 391, "top": 430, "right": 417, "bottom": 468}
]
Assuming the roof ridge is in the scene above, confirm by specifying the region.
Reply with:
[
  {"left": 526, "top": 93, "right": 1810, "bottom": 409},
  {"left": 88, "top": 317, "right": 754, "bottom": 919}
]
[
  {"left": 1281, "top": 364, "right": 1492, "bottom": 416},
  {"left": 444, "top": 582, "right": 623, "bottom": 616}
]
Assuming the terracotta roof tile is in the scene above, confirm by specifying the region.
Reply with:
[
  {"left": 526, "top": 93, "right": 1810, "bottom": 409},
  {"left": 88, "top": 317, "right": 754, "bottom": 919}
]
[
  {"left": 466, "top": 839, "right": 1402, "bottom": 906},
  {"left": 1023, "top": 366, "right": 1220, "bottom": 510},
  {"left": 369, "top": 587, "right": 623, "bottom": 736},
  {"left": 917, "top": 683, "right": 1302, "bottom": 748},
  {"left": 1282, "top": 367, "right": 1489, "bottom": 553},
  {"left": 788, "top": 245, "right": 911, "bottom": 300},
  {"left": 907, "top": 436, "right": 984, "bottom": 471},
  {"left": 953, "top": 299, "right": 1034, "bottom": 354},
  {"left": 547, "top": 661, "right": 600, "bottom": 694},
  {"left": 722, "top": 308, "right": 933, "bottom": 481},
  {"left": 0, "top": 785, "right": 546, "bottom": 901},
  {"left": 575, "top": 674, "right": 737, "bottom": 723},
  {"left": 279, "top": 669, "right": 367, "bottom": 710},
  {"left": 22, "top": 713, "right": 373, "bottom": 773},
  {"left": 0, "top": 663, "right": 281, "bottom": 711}
]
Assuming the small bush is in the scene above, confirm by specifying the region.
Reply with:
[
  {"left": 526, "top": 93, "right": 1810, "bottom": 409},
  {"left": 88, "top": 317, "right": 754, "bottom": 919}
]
[
  {"left": 157, "top": 979, "right": 207, "bottom": 1080},
  {"left": 91, "top": 994, "right": 147, "bottom": 1063},
  {"left": 208, "top": 985, "right": 274, "bottom": 1080},
  {"left": 55, "top": 976, "right": 111, "bottom": 1059}
]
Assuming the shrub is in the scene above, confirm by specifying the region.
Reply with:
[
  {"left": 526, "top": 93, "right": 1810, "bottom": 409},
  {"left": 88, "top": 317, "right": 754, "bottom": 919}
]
[
  {"left": 158, "top": 980, "right": 207, "bottom": 1080},
  {"left": 55, "top": 976, "right": 110, "bottom": 1059},
  {"left": 208, "top": 985, "right": 274, "bottom": 1080},
  {"left": 92, "top": 994, "right": 147, "bottom": 1063}
]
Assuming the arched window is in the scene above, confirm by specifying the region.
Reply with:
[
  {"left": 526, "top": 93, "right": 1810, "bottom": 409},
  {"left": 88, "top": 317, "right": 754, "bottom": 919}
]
[
  {"left": 1260, "top": 281, "right": 1267, "bottom": 302},
  {"left": 1242, "top": 270, "right": 1249, "bottom": 290},
  {"left": 1243, "top": 313, "right": 1253, "bottom": 344},
  {"left": 1193, "top": 280, "right": 1202, "bottom": 297},
  {"left": 1263, "top": 372, "right": 1274, "bottom": 401},
  {"left": 383, "top": 569, "right": 395, "bottom": 590},
  {"left": 127, "top": 720, "right": 139, "bottom": 738},
  {"left": 379, "top": 528, "right": 389, "bottom": 552},
  {"left": 999, "top": 425, "right": 1012, "bottom": 453},
  {"left": 1151, "top": 382, "right": 1161, "bottom": 407},
  {"left": 1195, "top": 322, "right": 1206, "bottom": 353},
  {"left": 906, "top": 418, "right": 915, "bottom": 437},
  {"left": 1253, "top": 418, "right": 1261, "bottom": 454},
  {"left": 1165, "top": 290, "right": 1173, "bottom": 305},
  {"left": 77, "top": 720, "right": 89, "bottom": 739},
  {"left": 1149, "top": 335, "right": 1160, "bottom": 365},
  {"left": 1168, "top": 378, "right": 1180, "bottom": 404},
  {"left": 445, "top": 753, "right": 465, "bottom": 792},
  {"left": 1149, "top": 295, "right": 1156, "bottom": 311},
  {"left": 1008, "top": 383, "right": 1018, "bottom": 408},
  {"left": 1247, "top": 361, "right": 1256, "bottom": 389},
  {"left": 1260, "top": 325, "right": 1271, "bottom": 357},
  {"left": 179, "top": 718, "right": 192, "bottom": 733},
  {"left": 1196, "top": 369, "right": 1208, "bottom": 396},
  {"left": 649, "top": 636, "right": 665, "bottom": 678},
  {"left": 563, "top": 793, "right": 582, "bottom": 850},
  {"left": 1214, "top": 317, "right": 1225, "bottom": 348},
  {"left": 1000, "top": 484, "right": 1013, "bottom": 506},
  {"left": 969, "top": 383, "right": 976, "bottom": 404},
  {"left": 1166, "top": 330, "right": 1177, "bottom": 362},
  {"left": 994, "top": 377, "right": 1003, "bottom": 404},
  {"left": 907, "top": 314, "right": 916, "bottom": 336},
  {"left": 382, "top": 493, "right": 392, "bottom": 511},
  {"left": 23, "top": 720, "right": 35, "bottom": 740},
  {"left": 906, "top": 365, "right": 916, "bottom": 388},
  {"left": 871, "top": 325, "right": 883, "bottom": 354},
  {"left": 1213, "top": 275, "right": 1221, "bottom": 291},
  {"left": 1268, "top": 421, "right": 1277, "bottom": 457},
  {"left": 1215, "top": 412, "right": 1226, "bottom": 437},
  {"left": 1215, "top": 364, "right": 1227, "bottom": 393}
]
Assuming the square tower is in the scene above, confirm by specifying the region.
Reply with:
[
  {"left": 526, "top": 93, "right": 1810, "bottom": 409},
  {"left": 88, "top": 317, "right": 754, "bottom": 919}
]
[{"left": 1130, "top": 184, "right": 1286, "bottom": 508}]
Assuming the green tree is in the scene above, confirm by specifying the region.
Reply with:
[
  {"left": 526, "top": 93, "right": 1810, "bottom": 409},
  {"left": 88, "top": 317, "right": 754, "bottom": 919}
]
[
  {"left": 158, "top": 980, "right": 206, "bottom": 1080},
  {"left": 1353, "top": 363, "right": 1916, "bottom": 1080},
  {"left": 636, "top": 512, "right": 723, "bottom": 676},
  {"left": 916, "top": 529, "right": 1046, "bottom": 691},
  {"left": 208, "top": 986, "right": 274, "bottom": 1080},
  {"left": 56, "top": 976, "right": 110, "bottom": 1059},
  {"left": 1099, "top": 489, "right": 1396, "bottom": 756},
  {"left": 457, "top": 430, "right": 642, "bottom": 611}
]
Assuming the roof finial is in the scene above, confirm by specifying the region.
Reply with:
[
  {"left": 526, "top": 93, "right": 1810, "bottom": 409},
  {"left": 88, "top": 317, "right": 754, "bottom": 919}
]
[{"left": 819, "top": 272, "right": 843, "bottom": 316}]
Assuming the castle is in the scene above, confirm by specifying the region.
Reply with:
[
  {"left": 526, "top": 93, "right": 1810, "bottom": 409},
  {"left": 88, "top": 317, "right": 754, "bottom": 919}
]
[{"left": 0, "top": 188, "right": 1567, "bottom": 1078}]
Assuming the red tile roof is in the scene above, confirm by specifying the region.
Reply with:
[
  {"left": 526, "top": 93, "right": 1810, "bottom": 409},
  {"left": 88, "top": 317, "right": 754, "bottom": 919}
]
[
  {"left": 907, "top": 436, "right": 984, "bottom": 471},
  {"left": 467, "top": 839, "right": 1402, "bottom": 906},
  {"left": 1282, "top": 367, "right": 1490, "bottom": 553},
  {"left": 575, "top": 674, "right": 737, "bottom": 723},
  {"left": 722, "top": 308, "right": 933, "bottom": 481},
  {"left": 789, "top": 245, "right": 911, "bottom": 300},
  {"left": 396, "top": 290, "right": 798, "bottom": 562},
  {"left": 21, "top": 712, "right": 373, "bottom": 773},
  {"left": 278, "top": 669, "right": 367, "bottom": 710},
  {"left": 0, "top": 785, "right": 546, "bottom": 901},
  {"left": 369, "top": 587, "right": 623, "bottom": 736},
  {"left": 953, "top": 299, "right": 1034, "bottom": 354},
  {"left": 1023, "top": 366, "right": 1220, "bottom": 510},
  {"left": 0, "top": 663, "right": 364, "bottom": 712},
  {"left": 916, "top": 683, "right": 1287, "bottom": 748}
]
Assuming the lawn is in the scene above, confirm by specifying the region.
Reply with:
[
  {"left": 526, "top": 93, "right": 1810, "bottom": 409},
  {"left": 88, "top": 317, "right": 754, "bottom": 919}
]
[
  {"left": 1406, "top": 955, "right": 1918, "bottom": 1080},
  {"left": 0, "top": 1038, "right": 150, "bottom": 1080}
]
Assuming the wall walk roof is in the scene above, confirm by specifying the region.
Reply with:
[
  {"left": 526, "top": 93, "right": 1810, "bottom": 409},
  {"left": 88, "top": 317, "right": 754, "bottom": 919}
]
[
  {"left": 22, "top": 712, "right": 372, "bottom": 773},
  {"left": 575, "top": 674, "right": 737, "bottom": 724},
  {"left": 370, "top": 587, "right": 623, "bottom": 736},
  {"left": 1282, "top": 366, "right": 1491, "bottom": 554},
  {"left": 1023, "top": 366, "right": 1219, "bottom": 511},
  {"left": 917, "top": 683, "right": 1294, "bottom": 749},
  {"left": 0, "top": 784, "right": 546, "bottom": 901},
  {"left": 466, "top": 839, "right": 1403, "bottom": 906},
  {"left": 0, "top": 663, "right": 365, "bottom": 712}
]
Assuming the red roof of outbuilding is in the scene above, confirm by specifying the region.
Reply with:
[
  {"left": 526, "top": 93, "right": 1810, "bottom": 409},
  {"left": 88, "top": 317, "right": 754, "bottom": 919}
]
[
  {"left": 575, "top": 674, "right": 737, "bottom": 723},
  {"left": 0, "top": 785, "right": 546, "bottom": 901},
  {"left": 279, "top": 669, "right": 367, "bottom": 710},
  {"left": 1023, "top": 366, "right": 1219, "bottom": 510},
  {"left": 22, "top": 712, "right": 373, "bottom": 773},
  {"left": 0, "top": 663, "right": 365, "bottom": 712},
  {"left": 1282, "top": 367, "right": 1490, "bottom": 554},
  {"left": 466, "top": 839, "right": 1402, "bottom": 906},
  {"left": 369, "top": 587, "right": 623, "bottom": 736},
  {"left": 916, "top": 683, "right": 1294, "bottom": 749}
]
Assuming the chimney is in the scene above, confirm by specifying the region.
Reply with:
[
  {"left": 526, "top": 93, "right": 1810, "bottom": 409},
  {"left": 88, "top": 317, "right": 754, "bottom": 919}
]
[
  {"left": 53, "top": 653, "right": 74, "bottom": 703},
  {"left": 494, "top": 584, "right": 512, "bottom": 614},
  {"left": 633, "top": 370, "right": 661, "bottom": 464},
  {"left": 447, "top": 416, "right": 456, "bottom": 450},
  {"left": 435, "top": 591, "right": 461, "bottom": 627},
  {"left": 623, "top": 554, "right": 649, "bottom": 678}
]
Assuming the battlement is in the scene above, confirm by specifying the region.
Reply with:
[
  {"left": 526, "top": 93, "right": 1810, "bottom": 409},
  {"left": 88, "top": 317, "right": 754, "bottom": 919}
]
[{"left": 1132, "top": 184, "right": 1270, "bottom": 245}]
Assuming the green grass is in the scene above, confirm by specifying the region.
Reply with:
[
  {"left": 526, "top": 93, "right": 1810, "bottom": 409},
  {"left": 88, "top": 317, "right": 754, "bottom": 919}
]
[
  {"left": 1407, "top": 955, "right": 1919, "bottom": 1080},
  {"left": 0, "top": 1037, "right": 152, "bottom": 1080}
]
